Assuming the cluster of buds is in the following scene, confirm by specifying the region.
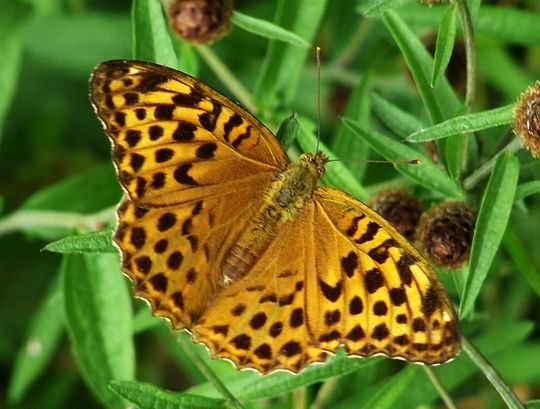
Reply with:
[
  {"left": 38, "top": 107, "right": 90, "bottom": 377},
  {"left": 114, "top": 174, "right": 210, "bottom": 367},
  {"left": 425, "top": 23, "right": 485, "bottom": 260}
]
[{"left": 371, "top": 190, "right": 476, "bottom": 270}]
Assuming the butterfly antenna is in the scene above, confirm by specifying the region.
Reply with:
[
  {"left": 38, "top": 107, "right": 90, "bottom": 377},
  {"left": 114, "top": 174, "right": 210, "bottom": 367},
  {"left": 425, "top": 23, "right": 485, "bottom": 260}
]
[
  {"left": 327, "top": 158, "right": 422, "bottom": 165},
  {"left": 316, "top": 46, "right": 322, "bottom": 155}
]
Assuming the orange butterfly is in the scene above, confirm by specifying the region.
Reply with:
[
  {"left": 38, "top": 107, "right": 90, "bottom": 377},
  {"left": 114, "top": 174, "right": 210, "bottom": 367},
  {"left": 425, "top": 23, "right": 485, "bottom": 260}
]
[{"left": 90, "top": 60, "right": 460, "bottom": 373}]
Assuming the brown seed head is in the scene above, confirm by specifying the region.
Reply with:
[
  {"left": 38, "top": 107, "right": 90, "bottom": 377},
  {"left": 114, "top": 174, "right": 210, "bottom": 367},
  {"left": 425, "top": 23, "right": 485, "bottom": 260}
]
[
  {"left": 513, "top": 81, "right": 540, "bottom": 158},
  {"left": 369, "top": 189, "right": 422, "bottom": 241},
  {"left": 417, "top": 202, "right": 476, "bottom": 269},
  {"left": 167, "top": 0, "right": 233, "bottom": 44}
]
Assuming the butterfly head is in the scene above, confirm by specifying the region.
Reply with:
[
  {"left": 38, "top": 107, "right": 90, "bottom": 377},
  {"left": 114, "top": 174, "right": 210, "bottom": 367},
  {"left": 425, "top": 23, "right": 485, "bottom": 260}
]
[{"left": 298, "top": 151, "right": 328, "bottom": 180}]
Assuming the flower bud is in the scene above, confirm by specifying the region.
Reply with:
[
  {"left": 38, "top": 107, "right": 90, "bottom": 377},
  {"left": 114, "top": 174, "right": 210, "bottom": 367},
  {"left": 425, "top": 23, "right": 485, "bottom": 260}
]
[
  {"left": 513, "top": 81, "right": 540, "bottom": 158},
  {"left": 417, "top": 202, "right": 476, "bottom": 269},
  {"left": 370, "top": 189, "right": 422, "bottom": 241},
  {"left": 167, "top": 0, "right": 233, "bottom": 44}
]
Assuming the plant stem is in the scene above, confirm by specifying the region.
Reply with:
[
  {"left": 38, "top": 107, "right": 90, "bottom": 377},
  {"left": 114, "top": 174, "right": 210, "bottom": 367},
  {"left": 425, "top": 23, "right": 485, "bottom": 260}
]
[
  {"left": 0, "top": 207, "right": 116, "bottom": 237},
  {"left": 455, "top": 0, "right": 477, "bottom": 175},
  {"left": 423, "top": 366, "right": 457, "bottom": 409},
  {"left": 195, "top": 44, "right": 257, "bottom": 113},
  {"left": 310, "top": 377, "right": 339, "bottom": 409},
  {"left": 462, "top": 336, "right": 525, "bottom": 409},
  {"left": 456, "top": 0, "right": 476, "bottom": 114},
  {"left": 462, "top": 137, "right": 522, "bottom": 190},
  {"left": 176, "top": 334, "right": 245, "bottom": 409}
]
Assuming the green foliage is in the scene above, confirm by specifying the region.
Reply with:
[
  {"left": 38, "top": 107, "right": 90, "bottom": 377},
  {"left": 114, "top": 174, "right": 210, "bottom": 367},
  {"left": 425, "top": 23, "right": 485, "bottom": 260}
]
[{"left": 1, "top": 1, "right": 540, "bottom": 408}]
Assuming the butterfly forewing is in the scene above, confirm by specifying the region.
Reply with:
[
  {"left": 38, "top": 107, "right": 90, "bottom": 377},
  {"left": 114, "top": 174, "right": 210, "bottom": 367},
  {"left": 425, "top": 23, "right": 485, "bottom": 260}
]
[
  {"left": 90, "top": 60, "right": 288, "bottom": 207},
  {"left": 91, "top": 60, "right": 460, "bottom": 374},
  {"left": 90, "top": 60, "right": 288, "bottom": 329}
]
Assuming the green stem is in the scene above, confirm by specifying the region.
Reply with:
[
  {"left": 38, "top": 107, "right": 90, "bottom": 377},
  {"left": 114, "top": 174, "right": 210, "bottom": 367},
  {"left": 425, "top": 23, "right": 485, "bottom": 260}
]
[
  {"left": 0, "top": 207, "right": 116, "bottom": 237},
  {"left": 455, "top": 0, "right": 477, "bottom": 175},
  {"left": 456, "top": 0, "right": 476, "bottom": 114},
  {"left": 423, "top": 366, "right": 457, "bottom": 409},
  {"left": 462, "top": 336, "right": 525, "bottom": 409},
  {"left": 293, "top": 387, "right": 307, "bottom": 409},
  {"left": 462, "top": 137, "right": 522, "bottom": 190},
  {"left": 310, "top": 378, "right": 339, "bottom": 409},
  {"left": 334, "top": 20, "right": 372, "bottom": 69},
  {"left": 195, "top": 45, "right": 257, "bottom": 113},
  {"left": 176, "top": 334, "right": 244, "bottom": 409}
]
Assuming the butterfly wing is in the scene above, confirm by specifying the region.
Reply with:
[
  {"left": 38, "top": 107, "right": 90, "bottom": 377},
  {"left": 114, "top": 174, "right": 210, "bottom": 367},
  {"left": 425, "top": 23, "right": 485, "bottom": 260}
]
[
  {"left": 192, "top": 186, "right": 460, "bottom": 373},
  {"left": 312, "top": 186, "right": 460, "bottom": 364},
  {"left": 90, "top": 60, "right": 289, "bottom": 328},
  {"left": 90, "top": 60, "right": 288, "bottom": 207}
]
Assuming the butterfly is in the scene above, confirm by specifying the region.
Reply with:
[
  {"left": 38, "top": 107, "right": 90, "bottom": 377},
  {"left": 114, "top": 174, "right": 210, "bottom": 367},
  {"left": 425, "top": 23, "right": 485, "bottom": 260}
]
[{"left": 90, "top": 60, "right": 460, "bottom": 373}]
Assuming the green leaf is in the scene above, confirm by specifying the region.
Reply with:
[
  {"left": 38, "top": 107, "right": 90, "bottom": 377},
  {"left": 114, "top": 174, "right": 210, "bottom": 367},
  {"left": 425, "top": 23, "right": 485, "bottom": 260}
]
[
  {"left": 132, "top": 0, "right": 177, "bottom": 66},
  {"left": 381, "top": 9, "right": 463, "bottom": 177},
  {"left": 391, "top": 321, "right": 533, "bottom": 408},
  {"left": 462, "top": 337, "right": 525, "bottom": 409},
  {"left": 358, "top": 0, "right": 414, "bottom": 16},
  {"left": 190, "top": 353, "right": 383, "bottom": 400},
  {"left": 359, "top": 366, "right": 418, "bottom": 409},
  {"left": 63, "top": 253, "right": 134, "bottom": 409},
  {"left": 331, "top": 72, "right": 372, "bottom": 179},
  {"left": 527, "top": 400, "right": 540, "bottom": 409},
  {"left": 44, "top": 229, "right": 117, "bottom": 254},
  {"left": 22, "top": 163, "right": 119, "bottom": 213},
  {"left": 381, "top": 10, "right": 460, "bottom": 124},
  {"left": 7, "top": 275, "right": 63, "bottom": 404},
  {"left": 515, "top": 181, "right": 540, "bottom": 202},
  {"left": 9, "top": 163, "right": 119, "bottom": 239},
  {"left": 174, "top": 40, "right": 199, "bottom": 74},
  {"left": 342, "top": 118, "right": 464, "bottom": 198},
  {"left": 460, "top": 152, "right": 520, "bottom": 318},
  {"left": 407, "top": 104, "right": 515, "bottom": 142},
  {"left": 477, "top": 44, "right": 534, "bottom": 100},
  {"left": 254, "top": 0, "right": 327, "bottom": 107},
  {"left": 110, "top": 381, "right": 225, "bottom": 409},
  {"left": 503, "top": 227, "right": 540, "bottom": 298},
  {"left": 431, "top": 3, "right": 457, "bottom": 87},
  {"left": 476, "top": 7, "right": 540, "bottom": 46},
  {"left": 232, "top": 11, "right": 309, "bottom": 47},
  {"left": 0, "top": 2, "right": 32, "bottom": 143},
  {"left": 370, "top": 92, "right": 424, "bottom": 138},
  {"left": 276, "top": 113, "right": 300, "bottom": 150}
]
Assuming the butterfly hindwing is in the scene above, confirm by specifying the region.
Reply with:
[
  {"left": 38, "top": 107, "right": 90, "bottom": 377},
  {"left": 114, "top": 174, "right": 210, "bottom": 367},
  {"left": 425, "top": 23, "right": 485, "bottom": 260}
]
[
  {"left": 314, "top": 186, "right": 460, "bottom": 364},
  {"left": 114, "top": 184, "right": 272, "bottom": 329},
  {"left": 192, "top": 187, "right": 460, "bottom": 372}
]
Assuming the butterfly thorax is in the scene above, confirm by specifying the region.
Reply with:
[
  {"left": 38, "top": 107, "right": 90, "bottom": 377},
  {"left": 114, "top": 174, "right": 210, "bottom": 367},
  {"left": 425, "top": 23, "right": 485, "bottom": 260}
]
[{"left": 219, "top": 152, "right": 328, "bottom": 287}]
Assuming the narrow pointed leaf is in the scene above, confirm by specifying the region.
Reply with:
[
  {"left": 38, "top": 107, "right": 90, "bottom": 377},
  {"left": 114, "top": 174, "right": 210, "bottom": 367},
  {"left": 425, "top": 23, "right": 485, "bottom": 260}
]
[
  {"left": 64, "top": 253, "right": 134, "bottom": 408},
  {"left": 503, "top": 227, "right": 540, "bottom": 298},
  {"left": 44, "top": 229, "right": 116, "bottom": 254},
  {"left": 8, "top": 275, "right": 63, "bottom": 403},
  {"left": 515, "top": 181, "right": 540, "bottom": 202},
  {"left": 407, "top": 104, "right": 515, "bottom": 142},
  {"left": 370, "top": 92, "right": 424, "bottom": 138},
  {"left": 232, "top": 12, "right": 309, "bottom": 47},
  {"left": 460, "top": 152, "right": 520, "bottom": 318},
  {"left": 110, "top": 381, "right": 225, "bottom": 409},
  {"left": 431, "top": 4, "right": 457, "bottom": 87},
  {"left": 343, "top": 118, "right": 464, "bottom": 198},
  {"left": 132, "top": 0, "right": 177, "bottom": 66}
]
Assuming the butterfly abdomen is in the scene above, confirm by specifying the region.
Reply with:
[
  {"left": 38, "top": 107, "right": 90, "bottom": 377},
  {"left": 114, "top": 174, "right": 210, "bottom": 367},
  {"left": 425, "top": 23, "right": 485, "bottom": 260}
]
[{"left": 219, "top": 159, "right": 320, "bottom": 286}]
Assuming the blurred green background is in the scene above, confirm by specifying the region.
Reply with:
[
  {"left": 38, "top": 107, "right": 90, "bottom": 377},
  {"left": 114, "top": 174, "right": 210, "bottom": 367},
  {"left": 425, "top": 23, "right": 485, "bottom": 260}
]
[{"left": 1, "top": 0, "right": 540, "bottom": 408}]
